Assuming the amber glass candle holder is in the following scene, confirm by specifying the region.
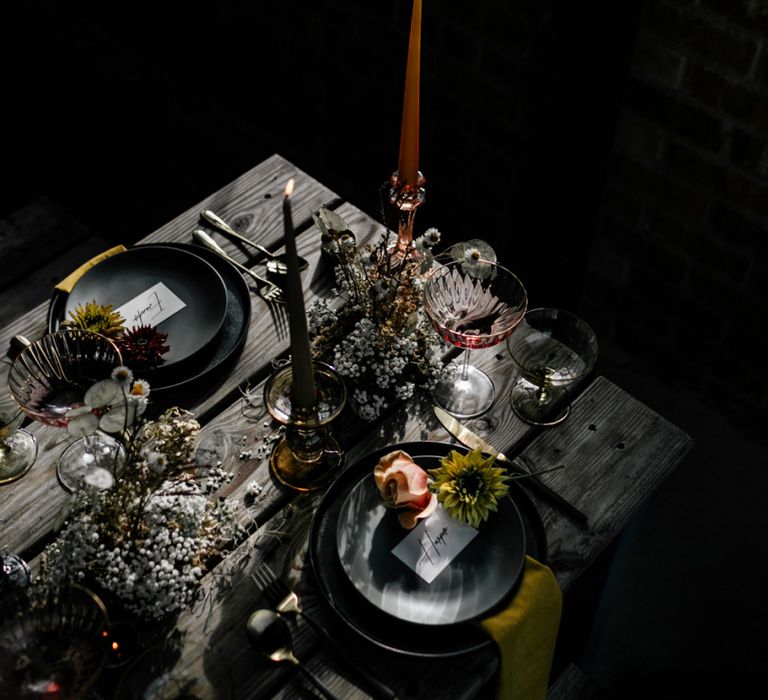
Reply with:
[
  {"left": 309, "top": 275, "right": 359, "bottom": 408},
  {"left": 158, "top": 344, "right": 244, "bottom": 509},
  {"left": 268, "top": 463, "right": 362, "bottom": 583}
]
[
  {"left": 263, "top": 362, "right": 346, "bottom": 492},
  {"left": 388, "top": 170, "right": 426, "bottom": 264}
]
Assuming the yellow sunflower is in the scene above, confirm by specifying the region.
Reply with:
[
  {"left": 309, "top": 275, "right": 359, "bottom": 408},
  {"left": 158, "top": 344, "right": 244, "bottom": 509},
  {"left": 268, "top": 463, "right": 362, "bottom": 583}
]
[{"left": 428, "top": 449, "right": 510, "bottom": 528}]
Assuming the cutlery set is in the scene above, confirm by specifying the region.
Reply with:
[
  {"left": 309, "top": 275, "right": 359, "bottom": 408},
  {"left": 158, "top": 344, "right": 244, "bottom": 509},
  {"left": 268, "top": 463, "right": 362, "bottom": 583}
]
[
  {"left": 193, "top": 208, "right": 313, "bottom": 305},
  {"left": 192, "top": 229, "right": 286, "bottom": 304},
  {"left": 249, "top": 562, "right": 396, "bottom": 700}
]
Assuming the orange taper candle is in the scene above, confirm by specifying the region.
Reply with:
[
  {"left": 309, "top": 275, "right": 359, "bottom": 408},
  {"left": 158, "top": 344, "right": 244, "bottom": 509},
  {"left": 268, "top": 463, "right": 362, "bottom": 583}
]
[{"left": 398, "top": 0, "right": 422, "bottom": 187}]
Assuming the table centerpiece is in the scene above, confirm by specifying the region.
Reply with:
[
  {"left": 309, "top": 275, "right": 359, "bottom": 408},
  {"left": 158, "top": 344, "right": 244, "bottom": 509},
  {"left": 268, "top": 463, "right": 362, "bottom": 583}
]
[{"left": 308, "top": 206, "right": 444, "bottom": 422}]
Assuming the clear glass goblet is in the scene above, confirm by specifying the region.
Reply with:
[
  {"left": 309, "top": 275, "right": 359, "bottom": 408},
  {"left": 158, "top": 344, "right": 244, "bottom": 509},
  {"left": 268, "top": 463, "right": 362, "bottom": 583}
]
[
  {"left": 506, "top": 308, "right": 598, "bottom": 426},
  {"left": 423, "top": 259, "right": 528, "bottom": 418},
  {"left": 0, "top": 381, "right": 37, "bottom": 486},
  {"left": 8, "top": 330, "right": 125, "bottom": 492}
]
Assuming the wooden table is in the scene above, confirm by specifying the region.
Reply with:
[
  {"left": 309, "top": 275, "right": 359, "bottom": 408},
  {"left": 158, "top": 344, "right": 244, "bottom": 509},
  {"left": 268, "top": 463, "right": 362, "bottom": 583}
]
[{"left": 0, "top": 154, "right": 693, "bottom": 699}]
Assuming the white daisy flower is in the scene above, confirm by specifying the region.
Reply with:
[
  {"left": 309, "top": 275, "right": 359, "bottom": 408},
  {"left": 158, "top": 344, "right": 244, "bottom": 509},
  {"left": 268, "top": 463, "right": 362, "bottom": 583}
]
[
  {"left": 423, "top": 227, "right": 441, "bottom": 246},
  {"left": 111, "top": 366, "right": 134, "bottom": 385},
  {"left": 146, "top": 451, "right": 168, "bottom": 474},
  {"left": 464, "top": 246, "right": 482, "bottom": 263},
  {"left": 129, "top": 379, "right": 151, "bottom": 399}
]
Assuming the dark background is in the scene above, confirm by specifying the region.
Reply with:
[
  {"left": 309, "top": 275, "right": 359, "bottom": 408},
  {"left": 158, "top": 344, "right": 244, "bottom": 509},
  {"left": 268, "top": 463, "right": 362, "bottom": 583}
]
[
  {"left": 3, "top": 1, "right": 639, "bottom": 309},
  {"left": 3, "top": 1, "right": 767, "bottom": 696}
]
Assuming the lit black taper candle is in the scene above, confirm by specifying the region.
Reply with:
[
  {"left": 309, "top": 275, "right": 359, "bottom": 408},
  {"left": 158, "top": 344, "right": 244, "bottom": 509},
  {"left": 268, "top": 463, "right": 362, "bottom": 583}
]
[{"left": 282, "top": 178, "right": 316, "bottom": 409}]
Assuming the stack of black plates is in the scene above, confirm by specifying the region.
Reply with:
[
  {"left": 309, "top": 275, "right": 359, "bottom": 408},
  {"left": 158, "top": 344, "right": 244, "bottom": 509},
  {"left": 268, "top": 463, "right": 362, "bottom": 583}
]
[
  {"left": 48, "top": 244, "right": 252, "bottom": 400},
  {"left": 309, "top": 441, "right": 547, "bottom": 658}
]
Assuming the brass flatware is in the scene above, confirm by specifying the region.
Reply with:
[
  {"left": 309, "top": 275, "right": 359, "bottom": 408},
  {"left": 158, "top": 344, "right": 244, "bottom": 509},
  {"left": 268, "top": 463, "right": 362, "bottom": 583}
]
[
  {"left": 246, "top": 609, "right": 339, "bottom": 700},
  {"left": 199, "top": 209, "right": 309, "bottom": 274},
  {"left": 251, "top": 562, "right": 396, "bottom": 700},
  {"left": 192, "top": 229, "right": 286, "bottom": 304},
  {"left": 433, "top": 405, "right": 588, "bottom": 524}
]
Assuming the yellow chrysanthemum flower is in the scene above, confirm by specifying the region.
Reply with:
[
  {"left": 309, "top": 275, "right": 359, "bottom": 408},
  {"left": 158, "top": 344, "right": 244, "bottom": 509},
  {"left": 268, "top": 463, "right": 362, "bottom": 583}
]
[
  {"left": 61, "top": 300, "right": 125, "bottom": 340},
  {"left": 428, "top": 449, "right": 510, "bottom": 528}
]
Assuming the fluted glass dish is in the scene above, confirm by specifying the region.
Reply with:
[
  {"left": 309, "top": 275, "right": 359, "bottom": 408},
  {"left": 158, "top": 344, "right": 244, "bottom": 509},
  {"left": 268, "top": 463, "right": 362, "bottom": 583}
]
[
  {"left": 423, "top": 260, "right": 528, "bottom": 417},
  {"left": 0, "top": 584, "right": 109, "bottom": 699},
  {"left": 8, "top": 330, "right": 125, "bottom": 491}
]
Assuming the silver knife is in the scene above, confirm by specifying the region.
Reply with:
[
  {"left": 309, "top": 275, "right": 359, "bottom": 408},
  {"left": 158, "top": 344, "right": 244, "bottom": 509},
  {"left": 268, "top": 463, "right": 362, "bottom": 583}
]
[{"left": 433, "top": 406, "right": 588, "bottom": 524}]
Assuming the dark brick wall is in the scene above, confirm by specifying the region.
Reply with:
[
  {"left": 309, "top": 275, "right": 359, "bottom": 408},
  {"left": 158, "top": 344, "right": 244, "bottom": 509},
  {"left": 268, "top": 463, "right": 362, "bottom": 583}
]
[{"left": 582, "top": 0, "right": 768, "bottom": 435}]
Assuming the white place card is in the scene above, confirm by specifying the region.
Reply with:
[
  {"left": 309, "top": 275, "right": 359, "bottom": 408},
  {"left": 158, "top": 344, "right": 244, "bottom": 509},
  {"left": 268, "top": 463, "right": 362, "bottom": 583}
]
[
  {"left": 115, "top": 282, "right": 186, "bottom": 329},
  {"left": 391, "top": 506, "right": 479, "bottom": 584}
]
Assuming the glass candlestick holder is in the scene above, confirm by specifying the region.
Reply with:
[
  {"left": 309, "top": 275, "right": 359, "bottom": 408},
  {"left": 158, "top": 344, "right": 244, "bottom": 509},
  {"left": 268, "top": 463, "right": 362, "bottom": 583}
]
[
  {"left": 388, "top": 170, "right": 426, "bottom": 264},
  {"left": 263, "top": 362, "right": 346, "bottom": 492}
]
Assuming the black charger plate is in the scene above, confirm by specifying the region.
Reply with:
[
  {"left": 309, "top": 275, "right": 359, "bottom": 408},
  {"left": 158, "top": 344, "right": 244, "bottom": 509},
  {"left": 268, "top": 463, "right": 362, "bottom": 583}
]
[
  {"left": 48, "top": 243, "right": 252, "bottom": 398},
  {"left": 57, "top": 245, "right": 228, "bottom": 370},
  {"left": 309, "top": 441, "right": 547, "bottom": 658}
]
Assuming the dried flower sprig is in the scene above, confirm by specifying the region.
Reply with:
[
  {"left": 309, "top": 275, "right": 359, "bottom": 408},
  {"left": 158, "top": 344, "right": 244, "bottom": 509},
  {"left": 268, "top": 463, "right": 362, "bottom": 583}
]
[
  {"left": 309, "top": 206, "right": 444, "bottom": 421},
  {"left": 37, "top": 406, "right": 236, "bottom": 620},
  {"left": 65, "top": 365, "right": 149, "bottom": 437}
]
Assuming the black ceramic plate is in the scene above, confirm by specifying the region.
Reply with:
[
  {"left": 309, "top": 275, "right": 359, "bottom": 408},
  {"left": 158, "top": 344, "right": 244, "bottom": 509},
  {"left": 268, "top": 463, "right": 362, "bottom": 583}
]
[
  {"left": 336, "top": 454, "right": 525, "bottom": 626},
  {"left": 55, "top": 245, "right": 228, "bottom": 370},
  {"left": 309, "top": 441, "right": 547, "bottom": 658},
  {"left": 48, "top": 243, "right": 251, "bottom": 398}
]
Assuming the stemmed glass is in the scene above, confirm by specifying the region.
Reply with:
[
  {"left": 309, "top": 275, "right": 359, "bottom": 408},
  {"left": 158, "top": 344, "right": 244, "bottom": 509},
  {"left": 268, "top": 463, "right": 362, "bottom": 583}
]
[
  {"left": 0, "top": 583, "right": 109, "bottom": 699},
  {"left": 0, "top": 375, "right": 37, "bottom": 486},
  {"left": 423, "top": 259, "right": 528, "bottom": 417},
  {"left": 506, "top": 308, "right": 598, "bottom": 426},
  {"left": 8, "top": 330, "right": 125, "bottom": 492}
]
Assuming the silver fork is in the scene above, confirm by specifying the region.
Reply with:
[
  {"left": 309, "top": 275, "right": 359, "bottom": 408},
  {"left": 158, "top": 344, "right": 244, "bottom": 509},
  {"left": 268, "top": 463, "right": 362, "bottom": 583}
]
[
  {"left": 251, "top": 563, "right": 396, "bottom": 700},
  {"left": 192, "top": 229, "right": 286, "bottom": 304}
]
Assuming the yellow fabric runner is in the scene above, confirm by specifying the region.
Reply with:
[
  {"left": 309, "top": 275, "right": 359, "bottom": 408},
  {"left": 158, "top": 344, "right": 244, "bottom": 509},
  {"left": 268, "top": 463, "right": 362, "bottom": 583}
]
[
  {"left": 54, "top": 245, "right": 127, "bottom": 293},
  {"left": 480, "top": 555, "right": 563, "bottom": 700}
]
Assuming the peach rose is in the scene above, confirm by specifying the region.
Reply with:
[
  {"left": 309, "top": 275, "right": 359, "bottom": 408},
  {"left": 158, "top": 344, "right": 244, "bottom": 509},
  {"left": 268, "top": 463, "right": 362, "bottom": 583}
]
[{"left": 373, "top": 450, "right": 438, "bottom": 529}]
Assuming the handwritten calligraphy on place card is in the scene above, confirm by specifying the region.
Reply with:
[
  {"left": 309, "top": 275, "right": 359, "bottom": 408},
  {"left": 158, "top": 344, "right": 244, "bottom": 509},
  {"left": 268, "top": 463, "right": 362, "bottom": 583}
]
[
  {"left": 391, "top": 506, "right": 479, "bottom": 584},
  {"left": 115, "top": 282, "right": 186, "bottom": 329}
]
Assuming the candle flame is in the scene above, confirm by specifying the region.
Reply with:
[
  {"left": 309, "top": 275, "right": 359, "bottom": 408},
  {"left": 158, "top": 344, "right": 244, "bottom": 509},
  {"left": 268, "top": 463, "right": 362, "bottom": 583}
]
[{"left": 284, "top": 178, "right": 295, "bottom": 198}]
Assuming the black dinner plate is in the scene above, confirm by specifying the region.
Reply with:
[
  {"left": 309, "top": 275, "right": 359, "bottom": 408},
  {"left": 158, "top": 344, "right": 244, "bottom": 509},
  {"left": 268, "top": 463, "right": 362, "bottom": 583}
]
[
  {"left": 309, "top": 441, "right": 547, "bottom": 658},
  {"left": 336, "top": 454, "right": 526, "bottom": 626},
  {"left": 52, "top": 245, "right": 228, "bottom": 371},
  {"left": 48, "top": 243, "right": 252, "bottom": 399}
]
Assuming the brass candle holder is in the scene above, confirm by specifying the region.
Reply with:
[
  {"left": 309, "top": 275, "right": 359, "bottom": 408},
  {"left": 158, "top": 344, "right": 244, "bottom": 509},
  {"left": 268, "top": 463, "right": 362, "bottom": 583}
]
[
  {"left": 263, "top": 362, "right": 346, "bottom": 492},
  {"left": 388, "top": 170, "right": 426, "bottom": 264}
]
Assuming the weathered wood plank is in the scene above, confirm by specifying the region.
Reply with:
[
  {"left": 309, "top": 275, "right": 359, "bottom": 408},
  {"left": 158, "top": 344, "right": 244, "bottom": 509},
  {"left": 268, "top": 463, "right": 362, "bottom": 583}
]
[
  {"left": 522, "top": 376, "right": 694, "bottom": 592},
  {"left": 547, "top": 662, "right": 614, "bottom": 700},
  {"left": 140, "top": 153, "right": 341, "bottom": 251}
]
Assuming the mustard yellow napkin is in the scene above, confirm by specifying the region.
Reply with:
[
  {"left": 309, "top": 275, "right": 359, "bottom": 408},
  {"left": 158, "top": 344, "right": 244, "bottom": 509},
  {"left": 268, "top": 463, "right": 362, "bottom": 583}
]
[
  {"left": 54, "top": 245, "right": 127, "bottom": 293},
  {"left": 480, "top": 555, "right": 563, "bottom": 700}
]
